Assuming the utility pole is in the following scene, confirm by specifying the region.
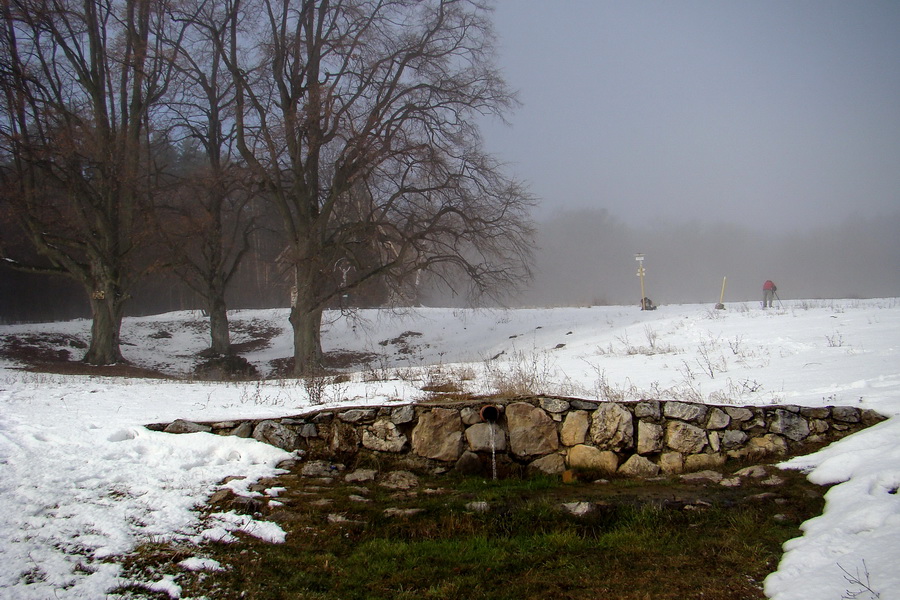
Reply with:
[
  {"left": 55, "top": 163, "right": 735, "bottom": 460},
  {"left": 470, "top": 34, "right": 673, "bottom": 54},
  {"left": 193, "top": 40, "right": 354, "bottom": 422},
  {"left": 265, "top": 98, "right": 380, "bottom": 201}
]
[{"left": 635, "top": 254, "right": 646, "bottom": 310}]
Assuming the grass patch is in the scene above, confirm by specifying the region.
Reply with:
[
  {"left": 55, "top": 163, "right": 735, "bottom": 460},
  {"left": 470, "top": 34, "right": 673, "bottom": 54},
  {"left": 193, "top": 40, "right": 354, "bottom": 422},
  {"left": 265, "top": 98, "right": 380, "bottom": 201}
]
[{"left": 115, "top": 466, "right": 824, "bottom": 600}]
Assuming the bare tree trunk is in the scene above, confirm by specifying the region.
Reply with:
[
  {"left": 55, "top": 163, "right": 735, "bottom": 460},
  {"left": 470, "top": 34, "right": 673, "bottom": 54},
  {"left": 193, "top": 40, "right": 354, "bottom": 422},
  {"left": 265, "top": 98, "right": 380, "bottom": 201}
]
[
  {"left": 84, "top": 292, "right": 126, "bottom": 365},
  {"left": 289, "top": 264, "right": 323, "bottom": 375},
  {"left": 208, "top": 293, "right": 231, "bottom": 355}
]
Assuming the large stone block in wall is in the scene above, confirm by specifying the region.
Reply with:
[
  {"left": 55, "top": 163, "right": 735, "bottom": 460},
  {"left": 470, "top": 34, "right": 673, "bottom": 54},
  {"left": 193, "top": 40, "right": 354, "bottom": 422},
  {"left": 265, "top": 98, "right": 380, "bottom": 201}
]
[
  {"left": 618, "top": 454, "right": 660, "bottom": 478},
  {"left": 567, "top": 444, "right": 618, "bottom": 474},
  {"left": 362, "top": 418, "right": 407, "bottom": 453},
  {"left": 769, "top": 410, "right": 811, "bottom": 442},
  {"left": 590, "top": 403, "right": 634, "bottom": 452},
  {"left": 665, "top": 421, "right": 707, "bottom": 454},
  {"left": 664, "top": 402, "right": 708, "bottom": 423},
  {"left": 329, "top": 421, "right": 360, "bottom": 454},
  {"left": 507, "top": 402, "right": 559, "bottom": 457},
  {"left": 466, "top": 423, "right": 506, "bottom": 453},
  {"left": 528, "top": 453, "right": 566, "bottom": 475},
  {"left": 252, "top": 420, "right": 298, "bottom": 451},
  {"left": 561, "top": 410, "right": 590, "bottom": 446},
  {"left": 637, "top": 420, "right": 664, "bottom": 455},
  {"left": 411, "top": 408, "right": 464, "bottom": 462}
]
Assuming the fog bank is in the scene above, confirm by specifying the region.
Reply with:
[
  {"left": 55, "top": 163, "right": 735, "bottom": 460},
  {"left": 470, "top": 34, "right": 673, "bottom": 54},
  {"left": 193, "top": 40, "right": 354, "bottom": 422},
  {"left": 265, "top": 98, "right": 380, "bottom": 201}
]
[{"left": 513, "top": 209, "right": 900, "bottom": 308}]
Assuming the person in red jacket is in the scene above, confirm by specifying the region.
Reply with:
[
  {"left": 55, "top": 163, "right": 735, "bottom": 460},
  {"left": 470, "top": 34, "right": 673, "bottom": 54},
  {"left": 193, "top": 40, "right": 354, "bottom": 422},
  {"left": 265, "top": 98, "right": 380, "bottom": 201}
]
[{"left": 762, "top": 280, "right": 777, "bottom": 308}]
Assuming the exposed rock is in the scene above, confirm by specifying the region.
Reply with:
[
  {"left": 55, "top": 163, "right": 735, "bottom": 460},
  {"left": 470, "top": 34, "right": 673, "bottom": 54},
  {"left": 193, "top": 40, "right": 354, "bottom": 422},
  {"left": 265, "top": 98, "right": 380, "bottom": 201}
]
[
  {"left": 253, "top": 420, "right": 298, "bottom": 451},
  {"left": 637, "top": 420, "right": 664, "bottom": 455},
  {"left": 832, "top": 406, "right": 861, "bottom": 423},
  {"left": 528, "top": 453, "right": 566, "bottom": 475},
  {"left": 229, "top": 421, "right": 253, "bottom": 438},
  {"left": 345, "top": 469, "right": 377, "bottom": 483},
  {"left": 658, "top": 452, "right": 684, "bottom": 474},
  {"left": 769, "top": 409, "right": 811, "bottom": 442},
  {"left": 383, "top": 507, "right": 424, "bottom": 517},
  {"left": 460, "top": 407, "right": 481, "bottom": 426},
  {"left": 561, "top": 502, "right": 593, "bottom": 516},
  {"left": 362, "top": 418, "right": 407, "bottom": 453},
  {"left": 453, "top": 451, "right": 482, "bottom": 475},
  {"left": 680, "top": 470, "right": 723, "bottom": 483},
  {"left": 165, "top": 419, "right": 211, "bottom": 434},
  {"left": 328, "top": 422, "right": 360, "bottom": 454},
  {"left": 618, "top": 454, "right": 660, "bottom": 478},
  {"left": 664, "top": 402, "right": 708, "bottom": 423},
  {"left": 723, "top": 406, "right": 754, "bottom": 422},
  {"left": 380, "top": 470, "right": 419, "bottom": 490},
  {"left": 411, "top": 408, "right": 464, "bottom": 462},
  {"left": 560, "top": 410, "right": 590, "bottom": 446},
  {"left": 570, "top": 399, "right": 599, "bottom": 411},
  {"left": 540, "top": 397, "right": 570, "bottom": 414},
  {"left": 339, "top": 408, "right": 378, "bottom": 423},
  {"left": 665, "top": 421, "right": 707, "bottom": 454},
  {"left": 301, "top": 460, "right": 343, "bottom": 477},
  {"left": 590, "top": 403, "right": 634, "bottom": 452},
  {"left": 390, "top": 404, "right": 416, "bottom": 425},
  {"left": 298, "top": 423, "right": 318, "bottom": 438},
  {"left": 705, "top": 408, "right": 730, "bottom": 430},
  {"left": 507, "top": 402, "right": 559, "bottom": 457},
  {"left": 567, "top": 445, "right": 619, "bottom": 474},
  {"left": 634, "top": 400, "right": 661, "bottom": 420},
  {"left": 719, "top": 429, "right": 749, "bottom": 449},
  {"left": 800, "top": 407, "right": 831, "bottom": 419},
  {"left": 684, "top": 453, "right": 726, "bottom": 472},
  {"left": 735, "top": 465, "right": 769, "bottom": 479},
  {"left": 465, "top": 422, "right": 506, "bottom": 453}
]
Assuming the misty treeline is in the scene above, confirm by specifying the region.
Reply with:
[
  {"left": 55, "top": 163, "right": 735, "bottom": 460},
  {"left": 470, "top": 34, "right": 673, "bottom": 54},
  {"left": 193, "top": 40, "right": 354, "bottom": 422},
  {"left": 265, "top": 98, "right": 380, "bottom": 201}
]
[
  {"left": 0, "top": 0, "right": 534, "bottom": 374},
  {"left": 518, "top": 209, "right": 900, "bottom": 308}
]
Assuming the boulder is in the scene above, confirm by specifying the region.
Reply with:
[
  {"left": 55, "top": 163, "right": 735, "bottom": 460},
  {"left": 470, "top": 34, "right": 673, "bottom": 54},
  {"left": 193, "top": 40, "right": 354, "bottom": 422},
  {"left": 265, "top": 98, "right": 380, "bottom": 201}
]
[
  {"left": 390, "top": 404, "right": 416, "bottom": 425},
  {"left": 566, "top": 444, "right": 618, "bottom": 474},
  {"left": 769, "top": 409, "right": 810, "bottom": 442},
  {"left": 665, "top": 421, "right": 707, "bottom": 454},
  {"left": 590, "top": 403, "right": 634, "bottom": 451},
  {"left": 637, "top": 420, "right": 664, "bottom": 455},
  {"left": 507, "top": 402, "right": 559, "bottom": 457},
  {"left": 528, "top": 453, "right": 566, "bottom": 475},
  {"left": 560, "top": 410, "right": 590, "bottom": 446},
  {"left": 164, "top": 419, "right": 211, "bottom": 434},
  {"left": 634, "top": 400, "right": 661, "bottom": 420},
  {"left": 328, "top": 421, "right": 361, "bottom": 454},
  {"left": 705, "top": 407, "right": 730, "bottom": 430},
  {"left": 465, "top": 422, "right": 506, "bottom": 453},
  {"left": 664, "top": 402, "right": 708, "bottom": 423},
  {"left": 684, "top": 453, "right": 726, "bottom": 471},
  {"left": 252, "top": 420, "right": 298, "bottom": 451},
  {"left": 618, "top": 455, "right": 660, "bottom": 478},
  {"left": 362, "top": 418, "right": 407, "bottom": 453},
  {"left": 540, "top": 397, "right": 570, "bottom": 414},
  {"left": 411, "top": 408, "right": 464, "bottom": 462},
  {"left": 658, "top": 452, "right": 684, "bottom": 474}
]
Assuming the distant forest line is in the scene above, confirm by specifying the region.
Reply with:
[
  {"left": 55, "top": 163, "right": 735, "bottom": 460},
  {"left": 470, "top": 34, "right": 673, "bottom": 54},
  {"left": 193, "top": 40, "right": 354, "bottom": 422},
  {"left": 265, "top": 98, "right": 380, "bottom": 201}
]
[{"left": 4, "top": 208, "right": 898, "bottom": 323}]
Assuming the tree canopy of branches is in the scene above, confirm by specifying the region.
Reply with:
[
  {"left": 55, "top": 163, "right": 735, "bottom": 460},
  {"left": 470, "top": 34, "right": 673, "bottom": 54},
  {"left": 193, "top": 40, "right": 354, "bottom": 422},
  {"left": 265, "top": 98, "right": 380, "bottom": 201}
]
[
  {"left": 1, "top": 0, "right": 534, "bottom": 374},
  {"left": 223, "top": 0, "right": 534, "bottom": 374},
  {"left": 0, "top": 0, "right": 182, "bottom": 364}
]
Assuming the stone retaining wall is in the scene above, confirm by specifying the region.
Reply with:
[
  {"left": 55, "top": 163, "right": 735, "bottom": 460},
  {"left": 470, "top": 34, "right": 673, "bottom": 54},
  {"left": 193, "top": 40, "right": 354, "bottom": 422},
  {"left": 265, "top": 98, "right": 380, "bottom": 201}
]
[{"left": 153, "top": 397, "right": 885, "bottom": 478}]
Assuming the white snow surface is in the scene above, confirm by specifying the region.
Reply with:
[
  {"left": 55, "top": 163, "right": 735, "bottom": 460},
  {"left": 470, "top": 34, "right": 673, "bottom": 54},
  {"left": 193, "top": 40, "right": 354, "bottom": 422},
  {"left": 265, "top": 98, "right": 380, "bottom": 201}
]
[{"left": 1, "top": 298, "right": 899, "bottom": 599}]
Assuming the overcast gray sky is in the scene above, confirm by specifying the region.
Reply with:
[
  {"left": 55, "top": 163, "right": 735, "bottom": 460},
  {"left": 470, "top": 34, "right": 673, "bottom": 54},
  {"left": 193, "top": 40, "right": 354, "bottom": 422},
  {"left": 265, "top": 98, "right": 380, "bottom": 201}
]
[{"left": 479, "top": 0, "right": 900, "bottom": 233}]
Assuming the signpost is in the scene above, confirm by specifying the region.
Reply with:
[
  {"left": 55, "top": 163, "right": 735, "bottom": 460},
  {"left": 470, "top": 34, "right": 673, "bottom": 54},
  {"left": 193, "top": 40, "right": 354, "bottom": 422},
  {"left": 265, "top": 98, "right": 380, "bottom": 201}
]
[{"left": 635, "top": 254, "right": 646, "bottom": 310}]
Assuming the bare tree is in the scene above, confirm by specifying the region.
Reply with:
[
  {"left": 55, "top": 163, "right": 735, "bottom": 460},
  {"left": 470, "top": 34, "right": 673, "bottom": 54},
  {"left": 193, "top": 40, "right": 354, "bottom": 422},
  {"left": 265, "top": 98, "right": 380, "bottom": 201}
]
[
  {"left": 223, "top": 0, "right": 534, "bottom": 375},
  {"left": 0, "top": 0, "right": 183, "bottom": 364},
  {"left": 152, "top": 0, "right": 261, "bottom": 356}
]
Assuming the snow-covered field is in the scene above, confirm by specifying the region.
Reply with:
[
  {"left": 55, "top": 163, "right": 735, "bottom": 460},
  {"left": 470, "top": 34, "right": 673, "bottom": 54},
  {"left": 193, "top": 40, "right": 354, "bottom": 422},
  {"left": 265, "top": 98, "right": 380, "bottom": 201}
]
[{"left": 1, "top": 298, "right": 898, "bottom": 599}]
